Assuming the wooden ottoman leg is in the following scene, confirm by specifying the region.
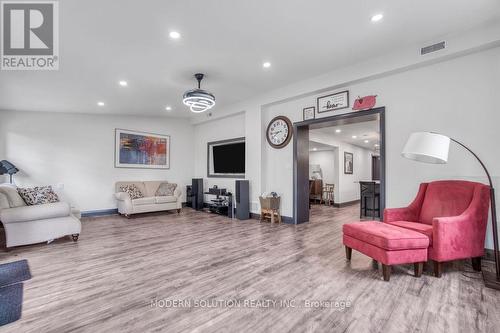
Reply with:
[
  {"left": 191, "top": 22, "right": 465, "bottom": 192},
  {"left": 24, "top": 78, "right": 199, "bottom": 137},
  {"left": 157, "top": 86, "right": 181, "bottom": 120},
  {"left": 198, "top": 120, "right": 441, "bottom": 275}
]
[
  {"left": 414, "top": 262, "right": 424, "bottom": 277},
  {"left": 345, "top": 246, "right": 352, "bottom": 260},
  {"left": 433, "top": 261, "right": 443, "bottom": 278},
  {"left": 372, "top": 259, "right": 378, "bottom": 269},
  {"left": 382, "top": 264, "right": 391, "bottom": 281},
  {"left": 471, "top": 257, "right": 482, "bottom": 271}
]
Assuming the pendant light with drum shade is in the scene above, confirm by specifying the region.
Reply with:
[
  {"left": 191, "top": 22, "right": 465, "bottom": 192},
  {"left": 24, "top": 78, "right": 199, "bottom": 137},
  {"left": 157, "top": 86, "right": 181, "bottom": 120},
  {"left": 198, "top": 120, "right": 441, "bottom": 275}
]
[{"left": 183, "top": 73, "right": 216, "bottom": 113}]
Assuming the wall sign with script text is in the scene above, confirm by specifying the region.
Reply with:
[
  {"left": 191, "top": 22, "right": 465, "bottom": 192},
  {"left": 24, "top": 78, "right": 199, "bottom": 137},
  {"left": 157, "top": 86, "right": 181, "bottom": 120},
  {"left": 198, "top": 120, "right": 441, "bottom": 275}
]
[{"left": 317, "top": 90, "right": 349, "bottom": 113}]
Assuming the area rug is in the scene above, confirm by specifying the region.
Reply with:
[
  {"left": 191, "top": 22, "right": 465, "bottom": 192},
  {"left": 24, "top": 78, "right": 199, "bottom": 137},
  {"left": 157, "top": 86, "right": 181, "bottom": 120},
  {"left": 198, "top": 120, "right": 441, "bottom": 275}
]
[
  {"left": 0, "top": 259, "right": 31, "bottom": 287},
  {"left": 0, "top": 259, "right": 32, "bottom": 326},
  {"left": 0, "top": 284, "right": 24, "bottom": 326}
]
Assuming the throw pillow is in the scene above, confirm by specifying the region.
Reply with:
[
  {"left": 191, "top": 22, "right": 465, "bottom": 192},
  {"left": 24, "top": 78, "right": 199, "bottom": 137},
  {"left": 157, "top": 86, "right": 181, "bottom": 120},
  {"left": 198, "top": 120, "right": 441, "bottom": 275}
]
[
  {"left": 156, "top": 183, "right": 177, "bottom": 196},
  {"left": 120, "top": 184, "right": 144, "bottom": 199},
  {"left": 0, "top": 193, "right": 9, "bottom": 210},
  {"left": 17, "top": 186, "right": 60, "bottom": 206},
  {"left": 0, "top": 184, "right": 27, "bottom": 207}
]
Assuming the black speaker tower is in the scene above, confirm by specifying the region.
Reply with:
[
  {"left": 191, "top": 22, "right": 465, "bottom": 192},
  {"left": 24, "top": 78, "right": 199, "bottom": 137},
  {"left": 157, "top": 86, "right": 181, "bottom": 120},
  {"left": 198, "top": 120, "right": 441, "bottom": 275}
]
[
  {"left": 191, "top": 178, "right": 204, "bottom": 210},
  {"left": 235, "top": 180, "right": 250, "bottom": 220}
]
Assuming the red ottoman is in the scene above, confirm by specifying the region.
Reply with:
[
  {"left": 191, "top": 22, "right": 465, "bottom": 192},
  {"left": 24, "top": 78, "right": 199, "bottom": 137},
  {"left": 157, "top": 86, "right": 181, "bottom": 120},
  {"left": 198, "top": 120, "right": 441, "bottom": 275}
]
[{"left": 343, "top": 221, "right": 429, "bottom": 281}]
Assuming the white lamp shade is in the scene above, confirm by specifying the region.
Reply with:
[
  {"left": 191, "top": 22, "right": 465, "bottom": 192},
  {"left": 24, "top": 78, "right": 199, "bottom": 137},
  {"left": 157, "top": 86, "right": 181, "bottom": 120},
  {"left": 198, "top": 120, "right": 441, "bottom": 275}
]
[{"left": 402, "top": 132, "right": 451, "bottom": 164}]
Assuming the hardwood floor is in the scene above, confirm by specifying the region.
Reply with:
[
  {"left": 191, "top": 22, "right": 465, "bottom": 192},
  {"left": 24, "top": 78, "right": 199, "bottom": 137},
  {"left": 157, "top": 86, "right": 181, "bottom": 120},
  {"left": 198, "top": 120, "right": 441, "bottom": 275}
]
[{"left": 1, "top": 204, "right": 499, "bottom": 333}]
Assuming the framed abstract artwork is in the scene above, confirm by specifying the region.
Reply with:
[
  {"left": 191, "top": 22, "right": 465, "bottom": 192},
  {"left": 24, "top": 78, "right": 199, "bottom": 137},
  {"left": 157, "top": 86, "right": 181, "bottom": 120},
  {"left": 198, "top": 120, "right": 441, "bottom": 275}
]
[
  {"left": 344, "top": 152, "right": 353, "bottom": 174},
  {"left": 115, "top": 129, "right": 170, "bottom": 169}
]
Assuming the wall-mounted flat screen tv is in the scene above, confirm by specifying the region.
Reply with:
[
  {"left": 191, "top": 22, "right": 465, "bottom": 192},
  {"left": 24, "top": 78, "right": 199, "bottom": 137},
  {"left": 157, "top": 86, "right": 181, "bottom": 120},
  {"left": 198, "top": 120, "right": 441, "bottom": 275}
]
[{"left": 207, "top": 138, "right": 245, "bottom": 178}]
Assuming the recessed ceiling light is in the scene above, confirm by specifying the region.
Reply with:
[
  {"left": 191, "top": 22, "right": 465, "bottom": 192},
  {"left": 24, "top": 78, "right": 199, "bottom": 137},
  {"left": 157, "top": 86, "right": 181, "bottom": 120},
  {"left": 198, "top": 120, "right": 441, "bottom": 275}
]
[
  {"left": 352, "top": 135, "right": 357, "bottom": 139},
  {"left": 364, "top": 140, "right": 369, "bottom": 143},
  {"left": 335, "top": 129, "right": 341, "bottom": 133},
  {"left": 165, "top": 106, "right": 172, "bottom": 111},
  {"left": 371, "top": 13, "right": 383, "bottom": 22},
  {"left": 374, "top": 144, "right": 380, "bottom": 147},
  {"left": 97, "top": 101, "right": 105, "bottom": 106},
  {"left": 169, "top": 31, "right": 181, "bottom": 39},
  {"left": 262, "top": 61, "right": 271, "bottom": 69},
  {"left": 119, "top": 80, "right": 128, "bottom": 87},
  {"left": 313, "top": 148, "right": 318, "bottom": 151}
]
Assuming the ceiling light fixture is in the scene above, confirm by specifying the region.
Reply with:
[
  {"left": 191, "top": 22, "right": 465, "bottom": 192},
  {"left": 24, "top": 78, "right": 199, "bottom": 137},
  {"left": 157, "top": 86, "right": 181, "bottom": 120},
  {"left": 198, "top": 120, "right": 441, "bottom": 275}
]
[
  {"left": 165, "top": 106, "right": 172, "bottom": 111},
  {"left": 169, "top": 31, "right": 181, "bottom": 39},
  {"left": 364, "top": 140, "right": 369, "bottom": 143},
  {"left": 335, "top": 129, "right": 341, "bottom": 133},
  {"left": 262, "top": 61, "right": 271, "bottom": 69},
  {"left": 374, "top": 144, "right": 380, "bottom": 147},
  {"left": 352, "top": 135, "right": 357, "bottom": 139},
  {"left": 97, "top": 102, "right": 105, "bottom": 106},
  {"left": 313, "top": 148, "right": 318, "bottom": 151},
  {"left": 371, "top": 13, "right": 383, "bottom": 22},
  {"left": 119, "top": 80, "right": 128, "bottom": 87},
  {"left": 183, "top": 73, "right": 216, "bottom": 113}
]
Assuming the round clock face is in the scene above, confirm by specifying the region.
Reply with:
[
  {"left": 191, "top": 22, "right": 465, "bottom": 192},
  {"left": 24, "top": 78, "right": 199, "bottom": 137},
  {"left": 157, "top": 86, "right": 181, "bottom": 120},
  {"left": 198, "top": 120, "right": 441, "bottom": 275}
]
[{"left": 266, "top": 116, "right": 293, "bottom": 148}]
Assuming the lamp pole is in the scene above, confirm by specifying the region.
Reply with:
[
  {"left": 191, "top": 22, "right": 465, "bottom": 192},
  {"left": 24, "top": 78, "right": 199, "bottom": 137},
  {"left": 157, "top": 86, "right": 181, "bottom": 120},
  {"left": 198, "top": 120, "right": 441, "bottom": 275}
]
[{"left": 449, "top": 138, "right": 500, "bottom": 288}]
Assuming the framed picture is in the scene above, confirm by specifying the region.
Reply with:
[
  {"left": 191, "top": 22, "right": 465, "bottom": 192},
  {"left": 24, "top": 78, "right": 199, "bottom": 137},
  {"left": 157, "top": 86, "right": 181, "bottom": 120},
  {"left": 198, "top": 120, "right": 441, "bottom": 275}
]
[
  {"left": 344, "top": 152, "right": 353, "bottom": 174},
  {"left": 303, "top": 106, "right": 315, "bottom": 121},
  {"left": 317, "top": 90, "right": 349, "bottom": 113},
  {"left": 115, "top": 129, "right": 170, "bottom": 169}
]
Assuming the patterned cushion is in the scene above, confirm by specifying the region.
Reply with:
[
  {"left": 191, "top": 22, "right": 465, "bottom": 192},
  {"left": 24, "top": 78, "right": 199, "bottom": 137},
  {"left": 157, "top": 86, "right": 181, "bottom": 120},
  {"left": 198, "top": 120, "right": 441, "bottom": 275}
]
[
  {"left": 120, "top": 184, "right": 144, "bottom": 199},
  {"left": 156, "top": 183, "right": 177, "bottom": 196},
  {"left": 17, "top": 186, "right": 60, "bottom": 206}
]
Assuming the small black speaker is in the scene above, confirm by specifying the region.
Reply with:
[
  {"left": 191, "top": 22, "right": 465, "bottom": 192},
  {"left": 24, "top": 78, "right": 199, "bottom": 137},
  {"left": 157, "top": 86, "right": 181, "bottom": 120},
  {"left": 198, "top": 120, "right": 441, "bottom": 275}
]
[
  {"left": 185, "top": 185, "right": 193, "bottom": 207},
  {"left": 235, "top": 180, "right": 249, "bottom": 220},
  {"left": 191, "top": 178, "right": 204, "bottom": 210}
]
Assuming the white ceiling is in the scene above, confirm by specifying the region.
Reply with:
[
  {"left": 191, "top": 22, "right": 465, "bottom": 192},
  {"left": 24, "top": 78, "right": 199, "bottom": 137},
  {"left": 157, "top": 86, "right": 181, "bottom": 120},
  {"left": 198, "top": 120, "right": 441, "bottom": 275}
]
[
  {"left": 1, "top": 0, "right": 499, "bottom": 117},
  {"left": 309, "top": 141, "right": 336, "bottom": 152},
  {"left": 310, "top": 120, "right": 380, "bottom": 151}
]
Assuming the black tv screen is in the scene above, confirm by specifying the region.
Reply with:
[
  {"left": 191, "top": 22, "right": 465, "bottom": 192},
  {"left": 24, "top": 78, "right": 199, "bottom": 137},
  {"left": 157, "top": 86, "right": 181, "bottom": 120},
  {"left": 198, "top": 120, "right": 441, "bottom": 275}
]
[{"left": 213, "top": 142, "right": 245, "bottom": 174}]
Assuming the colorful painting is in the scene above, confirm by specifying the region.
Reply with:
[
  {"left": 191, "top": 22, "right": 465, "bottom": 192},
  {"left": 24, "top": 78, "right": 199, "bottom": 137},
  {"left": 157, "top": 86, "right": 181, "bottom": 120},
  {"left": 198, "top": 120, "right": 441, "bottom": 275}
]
[{"left": 115, "top": 129, "right": 170, "bottom": 169}]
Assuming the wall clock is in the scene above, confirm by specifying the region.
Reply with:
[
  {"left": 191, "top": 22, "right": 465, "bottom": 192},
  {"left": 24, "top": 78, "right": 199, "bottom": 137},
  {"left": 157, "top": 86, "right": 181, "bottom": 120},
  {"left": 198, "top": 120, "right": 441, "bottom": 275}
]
[{"left": 266, "top": 116, "right": 293, "bottom": 149}]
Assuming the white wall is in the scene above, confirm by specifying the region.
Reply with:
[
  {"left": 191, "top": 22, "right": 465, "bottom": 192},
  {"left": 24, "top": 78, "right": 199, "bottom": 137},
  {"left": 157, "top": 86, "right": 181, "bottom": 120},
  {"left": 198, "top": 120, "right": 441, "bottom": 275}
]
[
  {"left": 309, "top": 150, "right": 335, "bottom": 185},
  {"left": 339, "top": 145, "right": 373, "bottom": 203},
  {"left": 193, "top": 46, "right": 500, "bottom": 249},
  {"left": 193, "top": 112, "right": 246, "bottom": 202},
  {"left": 310, "top": 135, "right": 374, "bottom": 204},
  {"left": 0, "top": 111, "right": 194, "bottom": 212}
]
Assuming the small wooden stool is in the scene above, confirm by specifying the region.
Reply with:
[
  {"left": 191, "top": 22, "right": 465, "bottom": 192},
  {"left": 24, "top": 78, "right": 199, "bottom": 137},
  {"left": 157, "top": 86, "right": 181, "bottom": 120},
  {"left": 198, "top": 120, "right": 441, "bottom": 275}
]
[{"left": 259, "top": 196, "right": 281, "bottom": 224}]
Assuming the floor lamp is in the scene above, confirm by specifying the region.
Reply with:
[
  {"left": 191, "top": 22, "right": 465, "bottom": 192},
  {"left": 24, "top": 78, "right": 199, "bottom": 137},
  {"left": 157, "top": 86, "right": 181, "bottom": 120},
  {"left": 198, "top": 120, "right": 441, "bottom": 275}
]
[
  {"left": 0, "top": 160, "right": 19, "bottom": 184},
  {"left": 402, "top": 132, "right": 500, "bottom": 290}
]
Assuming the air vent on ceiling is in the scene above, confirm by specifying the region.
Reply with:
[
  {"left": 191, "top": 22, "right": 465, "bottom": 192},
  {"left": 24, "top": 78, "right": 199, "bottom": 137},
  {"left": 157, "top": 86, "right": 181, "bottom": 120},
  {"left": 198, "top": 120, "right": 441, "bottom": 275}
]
[{"left": 421, "top": 41, "right": 445, "bottom": 55}]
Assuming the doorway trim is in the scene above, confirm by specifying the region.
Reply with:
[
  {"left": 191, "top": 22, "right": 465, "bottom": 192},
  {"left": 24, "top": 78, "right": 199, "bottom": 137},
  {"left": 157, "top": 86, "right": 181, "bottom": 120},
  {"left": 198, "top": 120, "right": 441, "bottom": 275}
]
[{"left": 293, "top": 107, "right": 386, "bottom": 224}]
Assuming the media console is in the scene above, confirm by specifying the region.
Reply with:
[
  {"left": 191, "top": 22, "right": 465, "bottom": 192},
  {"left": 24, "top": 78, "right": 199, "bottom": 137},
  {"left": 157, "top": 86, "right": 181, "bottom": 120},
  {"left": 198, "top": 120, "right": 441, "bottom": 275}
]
[
  {"left": 204, "top": 187, "right": 233, "bottom": 218},
  {"left": 189, "top": 179, "right": 250, "bottom": 220}
]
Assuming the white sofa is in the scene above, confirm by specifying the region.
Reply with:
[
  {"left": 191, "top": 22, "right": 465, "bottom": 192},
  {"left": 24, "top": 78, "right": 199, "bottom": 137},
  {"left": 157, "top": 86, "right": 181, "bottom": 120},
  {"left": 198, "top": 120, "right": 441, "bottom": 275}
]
[
  {"left": 0, "top": 184, "right": 81, "bottom": 249},
  {"left": 115, "top": 181, "right": 182, "bottom": 217}
]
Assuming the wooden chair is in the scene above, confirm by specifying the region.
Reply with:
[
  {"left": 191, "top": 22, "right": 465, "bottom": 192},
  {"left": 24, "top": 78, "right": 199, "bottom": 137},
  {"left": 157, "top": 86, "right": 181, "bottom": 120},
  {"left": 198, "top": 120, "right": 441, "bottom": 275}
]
[
  {"left": 321, "top": 183, "right": 335, "bottom": 206},
  {"left": 259, "top": 196, "right": 282, "bottom": 224}
]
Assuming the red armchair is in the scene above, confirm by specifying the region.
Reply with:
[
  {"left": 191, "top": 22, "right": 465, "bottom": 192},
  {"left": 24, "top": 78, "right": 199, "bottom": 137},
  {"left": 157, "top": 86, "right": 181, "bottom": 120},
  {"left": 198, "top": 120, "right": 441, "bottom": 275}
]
[{"left": 384, "top": 180, "right": 491, "bottom": 277}]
